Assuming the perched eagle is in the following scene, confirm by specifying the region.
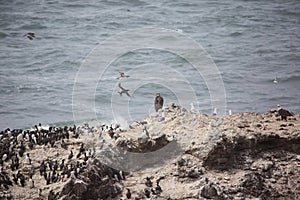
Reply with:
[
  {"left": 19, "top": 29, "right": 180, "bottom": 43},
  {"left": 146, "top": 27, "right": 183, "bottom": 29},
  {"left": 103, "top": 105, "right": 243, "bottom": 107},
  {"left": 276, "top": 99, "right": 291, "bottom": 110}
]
[
  {"left": 277, "top": 104, "right": 294, "bottom": 121},
  {"left": 154, "top": 93, "right": 164, "bottom": 112}
]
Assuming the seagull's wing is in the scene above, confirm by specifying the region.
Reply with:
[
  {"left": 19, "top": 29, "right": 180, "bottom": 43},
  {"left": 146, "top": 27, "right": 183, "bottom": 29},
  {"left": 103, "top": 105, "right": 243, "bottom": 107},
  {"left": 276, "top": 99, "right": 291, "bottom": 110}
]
[
  {"left": 118, "top": 83, "right": 125, "bottom": 90},
  {"left": 29, "top": 32, "right": 35, "bottom": 37}
]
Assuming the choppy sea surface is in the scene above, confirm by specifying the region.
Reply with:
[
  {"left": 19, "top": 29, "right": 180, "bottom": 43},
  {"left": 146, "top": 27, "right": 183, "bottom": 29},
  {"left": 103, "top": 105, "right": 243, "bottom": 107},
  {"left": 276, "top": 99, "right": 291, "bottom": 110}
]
[{"left": 0, "top": 0, "right": 299, "bottom": 130}]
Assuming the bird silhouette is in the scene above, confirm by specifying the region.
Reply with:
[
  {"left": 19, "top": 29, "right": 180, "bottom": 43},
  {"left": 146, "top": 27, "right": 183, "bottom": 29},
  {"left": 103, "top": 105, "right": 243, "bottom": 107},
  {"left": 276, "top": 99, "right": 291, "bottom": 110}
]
[
  {"left": 277, "top": 104, "right": 294, "bottom": 121},
  {"left": 154, "top": 93, "right": 164, "bottom": 112},
  {"left": 155, "top": 181, "right": 162, "bottom": 194},
  {"left": 68, "top": 150, "right": 73, "bottom": 160},
  {"left": 24, "top": 32, "right": 35, "bottom": 40},
  {"left": 118, "top": 83, "right": 131, "bottom": 97},
  {"left": 145, "top": 176, "right": 153, "bottom": 187},
  {"left": 126, "top": 188, "right": 131, "bottom": 199},
  {"left": 117, "top": 72, "right": 130, "bottom": 80}
]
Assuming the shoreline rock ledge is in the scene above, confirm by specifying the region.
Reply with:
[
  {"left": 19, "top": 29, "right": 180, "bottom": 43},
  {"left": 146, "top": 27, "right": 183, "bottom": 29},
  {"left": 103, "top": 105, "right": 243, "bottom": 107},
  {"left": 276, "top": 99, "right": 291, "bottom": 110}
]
[{"left": 0, "top": 103, "right": 299, "bottom": 199}]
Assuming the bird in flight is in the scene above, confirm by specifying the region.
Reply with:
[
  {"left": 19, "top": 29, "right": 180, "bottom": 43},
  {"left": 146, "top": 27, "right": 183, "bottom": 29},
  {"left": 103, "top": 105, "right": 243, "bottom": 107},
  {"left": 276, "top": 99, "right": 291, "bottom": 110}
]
[
  {"left": 118, "top": 83, "right": 130, "bottom": 97},
  {"left": 24, "top": 32, "right": 35, "bottom": 40},
  {"left": 117, "top": 72, "right": 130, "bottom": 80}
]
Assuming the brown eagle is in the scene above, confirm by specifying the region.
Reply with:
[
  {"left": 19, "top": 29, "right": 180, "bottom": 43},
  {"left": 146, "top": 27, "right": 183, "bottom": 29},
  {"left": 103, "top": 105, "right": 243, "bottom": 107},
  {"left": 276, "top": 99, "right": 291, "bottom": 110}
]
[
  {"left": 277, "top": 104, "right": 294, "bottom": 121},
  {"left": 154, "top": 93, "right": 164, "bottom": 112}
]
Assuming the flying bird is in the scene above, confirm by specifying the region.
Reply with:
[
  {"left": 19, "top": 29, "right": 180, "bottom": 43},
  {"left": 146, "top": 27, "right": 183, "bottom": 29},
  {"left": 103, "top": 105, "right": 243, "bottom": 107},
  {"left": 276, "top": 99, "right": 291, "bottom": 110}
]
[
  {"left": 154, "top": 93, "right": 164, "bottom": 112},
  {"left": 277, "top": 104, "right": 294, "bottom": 121},
  {"left": 24, "top": 32, "right": 35, "bottom": 40},
  {"left": 117, "top": 72, "right": 130, "bottom": 80},
  {"left": 118, "top": 83, "right": 131, "bottom": 97}
]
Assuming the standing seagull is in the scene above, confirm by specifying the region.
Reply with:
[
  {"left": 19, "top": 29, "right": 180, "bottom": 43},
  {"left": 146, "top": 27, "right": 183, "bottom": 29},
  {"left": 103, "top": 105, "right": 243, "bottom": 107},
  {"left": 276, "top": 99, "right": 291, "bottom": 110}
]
[
  {"left": 212, "top": 108, "right": 217, "bottom": 116},
  {"left": 24, "top": 32, "right": 35, "bottom": 40},
  {"left": 190, "top": 103, "right": 198, "bottom": 113},
  {"left": 154, "top": 93, "right": 164, "bottom": 112},
  {"left": 118, "top": 83, "right": 131, "bottom": 97},
  {"left": 277, "top": 104, "right": 294, "bottom": 121}
]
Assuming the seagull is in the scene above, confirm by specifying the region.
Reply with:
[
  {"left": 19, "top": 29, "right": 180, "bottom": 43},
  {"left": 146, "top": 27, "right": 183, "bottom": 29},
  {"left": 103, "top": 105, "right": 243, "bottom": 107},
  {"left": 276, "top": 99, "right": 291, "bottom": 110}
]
[
  {"left": 273, "top": 76, "right": 278, "bottom": 84},
  {"left": 24, "top": 32, "right": 35, "bottom": 40},
  {"left": 190, "top": 103, "right": 199, "bottom": 113},
  {"left": 118, "top": 83, "right": 131, "bottom": 97},
  {"left": 143, "top": 126, "right": 150, "bottom": 138},
  {"left": 212, "top": 108, "right": 217, "bottom": 116},
  {"left": 117, "top": 72, "right": 130, "bottom": 80}
]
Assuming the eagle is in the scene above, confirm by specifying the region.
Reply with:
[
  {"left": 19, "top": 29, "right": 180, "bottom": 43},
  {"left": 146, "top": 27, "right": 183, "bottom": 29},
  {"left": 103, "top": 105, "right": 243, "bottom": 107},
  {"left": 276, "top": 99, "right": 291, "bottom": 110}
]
[
  {"left": 154, "top": 93, "right": 164, "bottom": 112},
  {"left": 277, "top": 104, "right": 294, "bottom": 121}
]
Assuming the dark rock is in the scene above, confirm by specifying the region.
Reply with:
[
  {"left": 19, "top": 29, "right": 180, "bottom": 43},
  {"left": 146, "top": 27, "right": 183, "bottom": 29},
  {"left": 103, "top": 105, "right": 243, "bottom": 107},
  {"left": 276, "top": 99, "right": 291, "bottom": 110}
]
[
  {"left": 256, "top": 124, "right": 262, "bottom": 128},
  {"left": 60, "top": 159, "right": 123, "bottom": 200},
  {"left": 118, "top": 133, "right": 171, "bottom": 153},
  {"left": 187, "top": 168, "right": 202, "bottom": 178},
  {"left": 203, "top": 134, "right": 300, "bottom": 171},
  {"left": 199, "top": 183, "right": 220, "bottom": 199}
]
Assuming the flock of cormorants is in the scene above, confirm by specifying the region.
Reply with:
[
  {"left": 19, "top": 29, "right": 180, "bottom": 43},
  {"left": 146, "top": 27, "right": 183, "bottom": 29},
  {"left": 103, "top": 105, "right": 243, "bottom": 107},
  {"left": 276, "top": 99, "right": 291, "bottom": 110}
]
[{"left": 0, "top": 123, "right": 95, "bottom": 199}]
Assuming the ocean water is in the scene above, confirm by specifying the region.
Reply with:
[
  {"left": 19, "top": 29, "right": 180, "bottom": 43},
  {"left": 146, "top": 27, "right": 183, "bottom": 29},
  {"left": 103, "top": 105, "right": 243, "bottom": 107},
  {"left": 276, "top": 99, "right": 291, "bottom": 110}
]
[{"left": 0, "top": 0, "right": 299, "bottom": 130}]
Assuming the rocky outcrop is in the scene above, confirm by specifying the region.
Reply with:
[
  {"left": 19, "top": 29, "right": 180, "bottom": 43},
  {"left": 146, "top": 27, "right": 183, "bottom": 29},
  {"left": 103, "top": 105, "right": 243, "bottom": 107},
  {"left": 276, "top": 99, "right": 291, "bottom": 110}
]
[
  {"left": 116, "top": 107, "right": 300, "bottom": 199},
  {"left": 1, "top": 104, "right": 299, "bottom": 199},
  {"left": 203, "top": 133, "right": 300, "bottom": 171},
  {"left": 201, "top": 133, "right": 300, "bottom": 199},
  {"left": 60, "top": 159, "right": 124, "bottom": 200},
  {"left": 116, "top": 132, "right": 171, "bottom": 153}
]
